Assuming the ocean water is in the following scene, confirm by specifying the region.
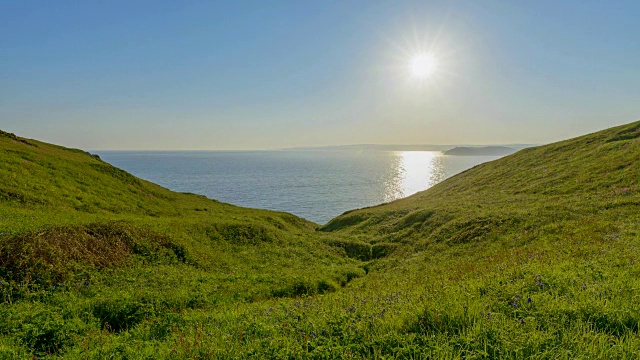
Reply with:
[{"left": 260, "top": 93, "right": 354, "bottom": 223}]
[{"left": 95, "top": 150, "right": 502, "bottom": 225}]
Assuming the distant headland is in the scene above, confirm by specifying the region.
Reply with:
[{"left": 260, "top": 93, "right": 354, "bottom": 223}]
[{"left": 443, "top": 146, "right": 517, "bottom": 156}]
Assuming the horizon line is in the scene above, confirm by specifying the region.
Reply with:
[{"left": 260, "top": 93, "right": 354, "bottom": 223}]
[{"left": 89, "top": 143, "right": 539, "bottom": 152}]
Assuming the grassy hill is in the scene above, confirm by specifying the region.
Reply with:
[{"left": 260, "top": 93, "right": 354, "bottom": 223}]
[
  {"left": 323, "top": 121, "right": 640, "bottom": 243},
  {"left": 1, "top": 121, "right": 640, "bottom": 358},
  {"left": 0, "top": 130, "right": 364, "bottom": 357}
]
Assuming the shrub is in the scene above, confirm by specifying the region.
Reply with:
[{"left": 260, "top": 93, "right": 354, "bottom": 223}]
[
  {"left": 214, "top": 223, "right": 276, "bottom": 245},
  {"left": 272, "top": 278, "right": 339, "bottom": 298},
  {"left": 92, "top": 297, "right": 151, "bottom": 333},
  {"left": 371, "top": 242, "right": 399, "bottom": 259},
  {"left": 327, "top": 239, "right": 371, "bottom": 261},
  {"left": 0, "top": 222, "right": 190, "bottom": 284}
]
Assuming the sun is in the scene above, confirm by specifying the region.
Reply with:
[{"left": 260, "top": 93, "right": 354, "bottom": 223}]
[{"left": 409, "top": 53, "right": 438, "bottom": 79}]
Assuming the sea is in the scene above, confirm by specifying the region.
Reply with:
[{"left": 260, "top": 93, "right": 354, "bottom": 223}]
[{"left": 95, "top": 150, "right": 503, "bottom": 225}]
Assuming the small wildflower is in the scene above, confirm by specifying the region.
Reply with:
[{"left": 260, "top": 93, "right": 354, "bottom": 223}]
[
  {"left": 512, "top": 302, "right": 518, "bottom": 309},
  {"left": 527, "top": 297, "right": 531, "bottom": 303},
  {"left": 519, "top": 318, "right": 525, "bottom": 325}
]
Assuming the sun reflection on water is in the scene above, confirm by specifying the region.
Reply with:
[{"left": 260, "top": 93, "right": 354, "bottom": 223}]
[{"left": 383, "top": 151, "right": 444, "bottom": 202}]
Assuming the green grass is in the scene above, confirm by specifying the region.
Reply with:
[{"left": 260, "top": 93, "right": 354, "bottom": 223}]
[{"left": 1, "top": 121, "right": 640, "bottom": 358}]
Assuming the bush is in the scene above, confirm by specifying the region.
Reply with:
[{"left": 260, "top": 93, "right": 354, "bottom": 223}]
[
  {"left": 272, "top": 278, "right": 339, "bottom": 298},
  {"left": 327, "top": 239, "right": 371, "bottom": 261},
  {"left": 371, "top": 242, "right": 399, "bottom": 259},
  {"left": 92, "top": 297, "right": 151, "bottom": 333},
  {"left": 0, "top": 222, "right": 190, "bottom": 284}
]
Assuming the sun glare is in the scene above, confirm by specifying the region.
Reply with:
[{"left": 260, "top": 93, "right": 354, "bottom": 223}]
[
  {"left": 387, "top": 26, "right": 455, "bottom": 88},
  {"left": 409, "top": 53, "right": 438, "bottom": 79}
]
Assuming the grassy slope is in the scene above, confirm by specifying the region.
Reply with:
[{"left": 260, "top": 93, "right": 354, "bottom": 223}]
[
  {"left": 1, "top": 121, "right": 639, "bottom": 358},
  {"left": 318, "top": 120, "right": 640, "bottom": 357},
  {"left": 0, "top": 130, "right": 364, "bottom": 357},
  {"left": 324, "top": 121, "right": 639, "bottom": 244}
]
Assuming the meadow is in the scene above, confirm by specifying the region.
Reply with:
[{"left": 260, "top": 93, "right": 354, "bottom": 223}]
[{"left": 0, "top": 121, "right": 639, "bottom": 358}]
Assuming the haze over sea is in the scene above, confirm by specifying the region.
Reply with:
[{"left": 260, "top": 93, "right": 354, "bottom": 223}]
[{"left": 96, "top": 150, "right": 503, "bottom": 224}]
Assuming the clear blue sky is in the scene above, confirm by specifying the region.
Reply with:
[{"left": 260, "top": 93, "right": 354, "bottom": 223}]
[{"left": 2, "top": 0, "right": 639, "bottom": 150}]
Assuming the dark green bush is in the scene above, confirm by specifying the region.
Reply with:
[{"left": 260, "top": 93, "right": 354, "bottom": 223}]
[
  {"left": 327, "top": 239, "right": 371, "bottom": 261},
  {"left": 272, "top": 278, "right": 339, "bottom": 297},
  {"left": 215, "top": 223, "right": 276, "bottom": 245},
  {"left": 371, "top": 242, "right": 399, "bottom": 259},
  {"left": 92, "top": 298, "right": 150, "bottom": 333}
]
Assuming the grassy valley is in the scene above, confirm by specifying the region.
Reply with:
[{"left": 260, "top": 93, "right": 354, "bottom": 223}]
[{"left": 1, "top": 121, "right": 640, "bottom": 358}]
